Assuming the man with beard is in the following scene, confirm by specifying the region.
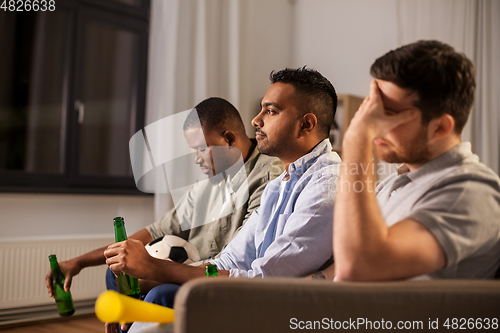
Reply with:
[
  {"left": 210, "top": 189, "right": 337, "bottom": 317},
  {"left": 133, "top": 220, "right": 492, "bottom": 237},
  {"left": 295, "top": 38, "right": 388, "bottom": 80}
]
[
  {"left": 330, "top": 40, "right": 500, "bottom": 281},
  {"left": 102, "top": 67, "right": 340, "bottom": 319}
]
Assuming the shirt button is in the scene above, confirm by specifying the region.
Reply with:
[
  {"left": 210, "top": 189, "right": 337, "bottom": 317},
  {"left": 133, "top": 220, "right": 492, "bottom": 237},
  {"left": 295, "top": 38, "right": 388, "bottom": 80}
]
[{"left": 391, "top": 190, "right": 397, "bottom": 196}]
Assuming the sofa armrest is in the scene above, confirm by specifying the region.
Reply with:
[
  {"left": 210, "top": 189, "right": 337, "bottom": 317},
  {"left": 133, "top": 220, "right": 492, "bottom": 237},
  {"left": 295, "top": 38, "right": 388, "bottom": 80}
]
[{"left": 173, "top": 277, "right": 500, "bottom": 333}]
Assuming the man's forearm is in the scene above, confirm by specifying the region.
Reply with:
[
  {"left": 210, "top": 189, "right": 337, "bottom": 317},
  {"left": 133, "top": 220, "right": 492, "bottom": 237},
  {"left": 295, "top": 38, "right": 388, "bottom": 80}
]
[
  {"left": 75, "top": 229, "right": 153, "bottom": 269},
  {"left": 72, "top": 246, "right": 108, "bottom": 268},
  {"left": 142, "top": 259, "right": 229, "bottom": 285},
  {"left": 334, "top": 133, "right": 388, "bottom": 280}
]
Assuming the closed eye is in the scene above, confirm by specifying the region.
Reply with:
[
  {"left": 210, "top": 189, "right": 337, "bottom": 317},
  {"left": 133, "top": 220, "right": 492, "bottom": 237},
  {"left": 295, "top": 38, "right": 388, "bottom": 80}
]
[
  {"left": 385, "top": 106, "right": 416, "bottom": 114},
  {"left": 191, "top": 147, "right": 208, "bottom": 153}
]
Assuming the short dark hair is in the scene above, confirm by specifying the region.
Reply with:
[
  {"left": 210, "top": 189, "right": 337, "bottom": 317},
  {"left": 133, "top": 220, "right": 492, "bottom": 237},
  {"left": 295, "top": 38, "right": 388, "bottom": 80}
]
[
  {"left": 269, "top": 66, "right": 337, "bottom": 138},
  {"left": 370, "top": 40, "right": 475, "bottom": 134},
  {"left": 183, "top": 97, "right": 245, "bottom": 134}
]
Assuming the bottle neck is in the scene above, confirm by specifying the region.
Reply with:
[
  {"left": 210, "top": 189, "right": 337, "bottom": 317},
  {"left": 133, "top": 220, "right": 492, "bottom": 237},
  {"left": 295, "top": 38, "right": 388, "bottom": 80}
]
[
  {"left": 114, "top": 217, "right": 128, "bottom": 242},
  {"left": 49, "top": 255, "right": 62, "bottom": 275}
]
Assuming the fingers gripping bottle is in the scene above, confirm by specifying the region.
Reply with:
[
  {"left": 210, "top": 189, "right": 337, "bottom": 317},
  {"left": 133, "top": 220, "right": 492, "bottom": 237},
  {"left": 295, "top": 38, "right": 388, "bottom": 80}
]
[
  {"left": 48, "top": 254, "right": 75, "bottom": 317},
  {"left": 113, "top": 217, "right": 141, "bottom": 299}
]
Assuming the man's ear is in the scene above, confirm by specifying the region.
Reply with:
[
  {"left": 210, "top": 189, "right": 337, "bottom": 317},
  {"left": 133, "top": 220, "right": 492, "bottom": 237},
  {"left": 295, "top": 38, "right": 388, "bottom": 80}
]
[
  {"left": 299, "top": 113, "right": 317, "bottom": 136},
  {"left": 429, "top": 114, "right": 455, "bottom": 140},
  {"left": 223, "top": 130, "right": 237, "bottom": 146}
]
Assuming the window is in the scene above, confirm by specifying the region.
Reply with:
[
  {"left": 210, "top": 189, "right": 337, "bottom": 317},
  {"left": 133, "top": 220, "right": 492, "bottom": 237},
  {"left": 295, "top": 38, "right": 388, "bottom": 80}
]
[{"left": 0, "top": 0, "right": 150, "bottom": 193}]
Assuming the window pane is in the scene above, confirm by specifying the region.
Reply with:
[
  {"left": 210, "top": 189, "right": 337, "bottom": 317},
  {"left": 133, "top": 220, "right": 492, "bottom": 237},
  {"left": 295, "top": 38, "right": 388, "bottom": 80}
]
[
  {"left": 0, "top": 11, "right": 66, "bottom": 174},
  {"left": 78, "top": 22, "right": 138, "bottom": 177}
]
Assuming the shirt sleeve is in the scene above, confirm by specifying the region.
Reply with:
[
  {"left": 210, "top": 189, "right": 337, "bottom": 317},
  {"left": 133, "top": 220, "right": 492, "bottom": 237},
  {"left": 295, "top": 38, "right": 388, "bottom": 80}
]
[
  {"left": 145, "top": 188, "right": 193, "bottom": 241},
  {"left": 408, "top": 178, "right": 500, "bottom": 268},
  {"left": 212, "top": 172, "right": 336, "bottom": 278}
]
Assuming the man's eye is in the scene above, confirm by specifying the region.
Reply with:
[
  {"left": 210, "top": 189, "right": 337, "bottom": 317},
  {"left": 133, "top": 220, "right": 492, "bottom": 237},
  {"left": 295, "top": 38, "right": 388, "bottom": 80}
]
[
  {"left": 384, "top": 108, "right": 400, "bottom": 115},
  {"left": 267, "top": 109, "right": 277, "bottom": 115}
]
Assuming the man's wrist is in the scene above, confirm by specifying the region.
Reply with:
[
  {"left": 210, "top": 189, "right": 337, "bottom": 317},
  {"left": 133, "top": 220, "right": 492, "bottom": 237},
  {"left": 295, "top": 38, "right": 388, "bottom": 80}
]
[
  {"left": 342, "top": 130, "right": 376, "bottom": 162},
  {"left": 343, "top": 126, "right": 376, "bottom": 147},
  {"left": 69, "top": 256, "right": 84, "bottom": 270}
]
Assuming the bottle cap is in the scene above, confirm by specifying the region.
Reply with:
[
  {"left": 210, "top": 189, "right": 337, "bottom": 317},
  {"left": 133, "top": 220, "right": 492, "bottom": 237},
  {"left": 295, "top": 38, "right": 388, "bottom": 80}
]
[
  {"left": 113, "top": 217, "right": 125, "bottom": 226},
  {"left": 206, "top": 264, "right": 218, "bottom": 276}
]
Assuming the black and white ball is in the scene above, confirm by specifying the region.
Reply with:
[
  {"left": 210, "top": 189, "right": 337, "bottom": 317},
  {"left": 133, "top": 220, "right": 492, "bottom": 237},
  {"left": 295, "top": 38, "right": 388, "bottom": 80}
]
[{"left": 145, "top": 235, "right": 201, "bottom": 264}]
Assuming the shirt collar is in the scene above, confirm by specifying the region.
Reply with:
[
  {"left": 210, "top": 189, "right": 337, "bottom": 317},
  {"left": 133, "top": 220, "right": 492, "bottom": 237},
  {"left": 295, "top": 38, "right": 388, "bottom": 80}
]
[
  {"left": 287, "top": 139, "right": 332, "bottom": 176},
  {"left": 398, "top": 142, "right": 475, "bottom": 183}
]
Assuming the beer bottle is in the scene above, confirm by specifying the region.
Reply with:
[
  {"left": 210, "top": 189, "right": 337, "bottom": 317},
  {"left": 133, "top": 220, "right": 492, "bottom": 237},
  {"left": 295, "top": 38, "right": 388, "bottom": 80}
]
[
  {"left": 206, "top": 264, "right": 218, "bottom": 277},
  {"left": 48, "top": 254, "right": 75, "bottom": 317},
  {"left": 113, "top": 217, "right": 141, "bottom": 299}
]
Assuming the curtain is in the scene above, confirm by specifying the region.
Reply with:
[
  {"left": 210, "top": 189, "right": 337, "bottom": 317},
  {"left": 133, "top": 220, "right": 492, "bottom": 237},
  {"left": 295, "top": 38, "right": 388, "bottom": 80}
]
[
  {"left": 396, "top": 0, "right": 500, "bottom": 175},
  {"left": 472, "top": 0, "right": 500, "bottom": 175},
  {"left": 146, "top": 0, "right": 239, "bottom": 220},
  {"left": 145, "top": 0, "right": 294, "bottom": 220}
]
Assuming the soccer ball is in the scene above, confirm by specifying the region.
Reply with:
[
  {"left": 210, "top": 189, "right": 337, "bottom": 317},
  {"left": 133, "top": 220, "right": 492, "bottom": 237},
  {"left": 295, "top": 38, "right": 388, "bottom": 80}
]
[{"left": 145, "top": 235, "right": 201, "bottom": 264}]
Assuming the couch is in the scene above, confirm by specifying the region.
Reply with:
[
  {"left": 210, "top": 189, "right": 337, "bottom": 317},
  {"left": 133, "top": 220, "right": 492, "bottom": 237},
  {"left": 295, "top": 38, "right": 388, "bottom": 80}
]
[{"left": 172, "top": 277, "right": 500, "bottom": 333}]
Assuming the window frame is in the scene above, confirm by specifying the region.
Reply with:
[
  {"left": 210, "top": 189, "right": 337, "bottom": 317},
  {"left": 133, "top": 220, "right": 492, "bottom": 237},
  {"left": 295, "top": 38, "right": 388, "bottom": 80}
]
[{"left": 0, "top": 0, "right": 150, "bottom": 195}]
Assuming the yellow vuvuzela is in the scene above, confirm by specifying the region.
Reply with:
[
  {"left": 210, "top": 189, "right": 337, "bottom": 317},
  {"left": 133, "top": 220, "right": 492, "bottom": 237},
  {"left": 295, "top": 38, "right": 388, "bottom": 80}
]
[{"left": 95, "top": 290, "right": 175, "bottom": 324}]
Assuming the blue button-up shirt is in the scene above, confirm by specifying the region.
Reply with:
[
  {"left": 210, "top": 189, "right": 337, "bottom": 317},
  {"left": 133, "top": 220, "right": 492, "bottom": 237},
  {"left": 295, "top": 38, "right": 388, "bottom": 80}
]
[{"left": 210, "top": 139, "right": 341, "bottom": 277}]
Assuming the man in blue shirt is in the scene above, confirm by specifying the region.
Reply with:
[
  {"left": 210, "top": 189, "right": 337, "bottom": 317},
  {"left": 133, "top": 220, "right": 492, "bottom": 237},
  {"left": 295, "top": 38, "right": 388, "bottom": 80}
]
[
  {"left": 211, "top": 68, "right": 341, "bottom": 277},
  {"left": 103, "top": 67, "right": 340, "bottom": 321}
]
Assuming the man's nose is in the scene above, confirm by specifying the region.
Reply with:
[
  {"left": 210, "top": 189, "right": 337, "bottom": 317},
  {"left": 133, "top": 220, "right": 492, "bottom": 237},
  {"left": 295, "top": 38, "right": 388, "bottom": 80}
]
[
  {"left": 194, "top": 151, "right": 203, "bottom": 164},
  {"left": 252, "top": 112, "right": 263, "bottom": 128}
]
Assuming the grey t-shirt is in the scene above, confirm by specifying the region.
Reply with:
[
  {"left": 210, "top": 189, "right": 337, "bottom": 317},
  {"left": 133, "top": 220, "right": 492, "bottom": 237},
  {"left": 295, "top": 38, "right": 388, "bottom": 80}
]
[{"left": 376, "top": 142, "right": 500, "bottom": 279}]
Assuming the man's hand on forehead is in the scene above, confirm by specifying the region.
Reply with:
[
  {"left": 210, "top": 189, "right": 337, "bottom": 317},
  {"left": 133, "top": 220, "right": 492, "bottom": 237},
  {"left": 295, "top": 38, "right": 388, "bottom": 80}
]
[{"left": 346, "top": 80, "right": 418, "bottom": 140}]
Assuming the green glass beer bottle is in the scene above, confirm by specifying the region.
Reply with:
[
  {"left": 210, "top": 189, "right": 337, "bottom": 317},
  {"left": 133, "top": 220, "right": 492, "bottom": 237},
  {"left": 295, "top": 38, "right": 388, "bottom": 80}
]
[
  {"left": 48, "top": 254, "right": 75, "bottom": 317},
  {"left": 206, "top": 264, "right": 218, "bottom": 277},
  {"left": 113, "top": 216, "right": 141, "bottom": 299}
]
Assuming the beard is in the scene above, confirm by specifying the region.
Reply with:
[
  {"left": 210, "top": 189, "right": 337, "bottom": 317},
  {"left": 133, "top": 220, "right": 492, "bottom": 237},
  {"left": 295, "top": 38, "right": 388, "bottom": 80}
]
[
  {"left": 376, "top": 127, "right": 432, "bottom": 165},
  {"left": 257, "top": 137, "right": 292, "bottom": 158},
  {"left": 256, "top": 137, "right": 279, "bottom": 157},
  {"left": 255, "top": 133, "right": 296, "bottom": 158}
]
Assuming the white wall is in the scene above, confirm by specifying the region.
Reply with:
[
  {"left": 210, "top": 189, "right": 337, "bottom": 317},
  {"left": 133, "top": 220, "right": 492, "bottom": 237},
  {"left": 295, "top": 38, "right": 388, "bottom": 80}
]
[
  {"left": 0, "top": 193, "right": 154, "bottom": 241},
  {"left": 292, "top": 0, "right": 399, "bottom": 97},
  {"left": 238, "top": 0, "right": 295, "bottom": 132},
  {"left": 290, "top": 0, "right": 401, "bottom": 179}
]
